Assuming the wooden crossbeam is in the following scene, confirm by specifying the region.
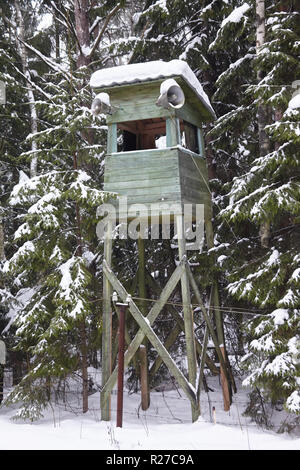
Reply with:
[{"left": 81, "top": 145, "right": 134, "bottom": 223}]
[
  {"left": 137, "top": 235, "right": 150, "bottom": 410},
  {"left": 102, "top": 260, "right": 198, "bottom": 409},
  {"left": 102, "top": 218, "right": 113, "bottom": 420},
  {"left": 176, "top": 215, "right": 199, "bottom": 422}
]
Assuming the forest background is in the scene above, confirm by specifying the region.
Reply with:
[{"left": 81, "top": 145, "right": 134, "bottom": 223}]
[{"left": 0, "top": 0, "right": 299, "bottom": 431}]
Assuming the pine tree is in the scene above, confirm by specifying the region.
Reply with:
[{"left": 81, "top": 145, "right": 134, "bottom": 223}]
[
  {"left": 138, "top": 0, "right": 300, "bottom": 421},
  {"left": 2, "top": 66, "right": 113, "bottom": 420},
  {"left": 1, "top": 0, "right": 126, "bottom": 418}
]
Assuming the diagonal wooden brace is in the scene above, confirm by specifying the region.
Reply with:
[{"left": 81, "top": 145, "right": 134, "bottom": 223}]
[
  {"left": 101, "top": 260, "right": 186, "bottom": 402},
  {"left": 145, "top": 270, "right": 219, "bottom": 376},
  {"left": 102, "top": 260, "right": 198, "bottom": 409},
  {"left": 186, "top": 264, "right": 231, "bottom": 386},
  {"left": 101, "top": 260, "right": 186, "bottom": 404}
]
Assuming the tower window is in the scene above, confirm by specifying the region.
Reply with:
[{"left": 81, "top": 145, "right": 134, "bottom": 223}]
[{"left": 118, "top": 117, "right": 166, "bottom": 151}]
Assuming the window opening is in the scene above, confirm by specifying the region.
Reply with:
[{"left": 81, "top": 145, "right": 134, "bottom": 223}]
[{"left": 117, "top": 118, "right": 166, "bottom": 151}]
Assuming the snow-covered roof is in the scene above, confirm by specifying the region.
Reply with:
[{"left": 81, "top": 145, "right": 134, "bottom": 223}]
[{"left": 90, "top": 59, "right": 215, "bottom": 119}]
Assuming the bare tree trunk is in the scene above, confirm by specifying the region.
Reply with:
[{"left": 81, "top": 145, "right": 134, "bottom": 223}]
[
  {"left": 74, "top": 0, "right": 90, "bottom": 68},
  {"left": 73, "top": 0, "right": 92, "bottom": 415},
  {"left": 53, "top": 2, "right": 61, "bottom": 63},
  {"left": 72, "top": 0, "right": 123, "bottom": 414},
  {"left": 15, "top": 0, "right": 38, "bottom": 177},
  {"left": 256, "top": 0, "right": 271, "bottom": 248}
]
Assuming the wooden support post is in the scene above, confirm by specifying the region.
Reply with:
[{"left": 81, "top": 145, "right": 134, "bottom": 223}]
[
  {"left": 101, "top": 218, "right": 113, "bottom": 421},
  {"left": 166, "top": 116, "right": 180, "bottom": 147},
  {"left": 107, "top": 123, "right": 117, "bottom": 154},
  {"left": 186, "top": 265, "right": 232, "bottom": 394},
  {"left": 220, "top": 345, "right": 231, "bottom": 411},
  {"left": 138, "top": 236, "right": 146, "bottom": 315},
  {"left": 197, "top": 324, "right": 208, "bottom": 402},
  {"left": 205, "top": 219, "right": 225, "bottom": 345},
  {"left": 116, "top": 303, "right": 127, "bottom": 427},
  {"left": 213, "top": 285, "right": 237, "bottom": 395},
  {"left": 212, "top": 406, "right": 216, "bottom": 424},
  {"left": 114, "top": 307, "right": 134, "bottom": 351},
  {"left": 197, "top": 127, "right": 205, "bottom": 157},
  {"left": 139, "top": 345, "right": 149, "bottom": 411},
  {"left": 120, "top": 273, "right": 140, "bottom": 376},
  {"left": 138, "top": 236, "right": 150, "bottom": 409},
  {"left": 176, "top": 214, "right": 199, "bottom": 422},
  {"left": 113, "top": 302, "right": 140, "bottom": 391},
  {"left": 205, "top": 218, "right": 236, "bottom": 400}
]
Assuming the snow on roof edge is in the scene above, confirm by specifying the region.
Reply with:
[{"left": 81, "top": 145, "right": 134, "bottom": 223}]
[{"left": 90, "top": 59, "right": 216, "bottom": 119}]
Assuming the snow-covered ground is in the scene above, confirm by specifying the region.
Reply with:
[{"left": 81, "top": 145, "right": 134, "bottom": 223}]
[{"left": 0, "top": 371, "right": 299, "bottom": 450}]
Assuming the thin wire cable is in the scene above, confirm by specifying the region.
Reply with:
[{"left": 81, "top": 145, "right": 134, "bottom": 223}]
[
  {"left": 131, "top": 295, "right": 264, "bottom": 315},
  {"left": 89, "top": 294, "right": 265, "bottom": 316}
]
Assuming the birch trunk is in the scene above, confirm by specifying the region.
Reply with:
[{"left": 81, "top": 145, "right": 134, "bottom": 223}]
[
  {"left": 0, "top": 217, "right": 5, "bottom": 262},
  {"left": 256, "top": 0, "right": 271, "bottom": 248},
  {"left": 74, "top": 0, "right": 90, "bottom": 68},
  {"left": 73, "top": 0, "right": 92, "bottom": 415},
  {"left": 72, "top": 0, "right": 123, "bottom": 415},
  {"left": 53, "top": 2, "right": 61, "bottom": 63},
  {"left": 15, "top": 0, "right": 38, "bottom": 177}
]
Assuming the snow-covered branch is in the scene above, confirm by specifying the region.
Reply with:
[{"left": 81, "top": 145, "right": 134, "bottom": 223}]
[
  {"left": 88, "top": 2, "right": 123, "bottom": 60},
  {"left": 17, "top": 38, "right": 72, "bottom": 81}
]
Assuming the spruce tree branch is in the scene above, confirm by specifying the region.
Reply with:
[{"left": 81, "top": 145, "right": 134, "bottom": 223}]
[
  {"left": 44, "top": 5, "right": 70, "bottom": 30},
  {"left": 17, "top": 37, "right": 72, "bottom": 81},
  {"left": 88, "top": 2, "right": 123, "bottom": 60},
  {"left": 177, "top": 24, "right": 204, "bottom": 49},
  {"left": 49, "top": 1, "right": 83, "bottom": 55},
  {"left": 89, "top": 15, "right": 102, "bottom": 35},
  {"left": 0, "top": 7, "right": 16, "bottom": 29},
  {"left": 9, "top": 61, "right": 53, "bottom": 102}
]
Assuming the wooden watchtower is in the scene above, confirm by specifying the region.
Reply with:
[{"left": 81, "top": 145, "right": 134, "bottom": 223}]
[{"left": 90, "top": 60, "right": 234, "bottom": 423}]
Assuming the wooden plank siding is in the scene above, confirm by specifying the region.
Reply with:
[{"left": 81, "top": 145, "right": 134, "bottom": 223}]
[
  {"left": 104, "top": 148, "right": 181, "bottom": 219},
  {"left": 105, "top": 80, "right": 172, "bottom": 124},
  {"left": 178, "top": 148, "right": 212, "bottom": 220},
  {"left": 103, "top": 146, "right": 212, "bottom": 221}
]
